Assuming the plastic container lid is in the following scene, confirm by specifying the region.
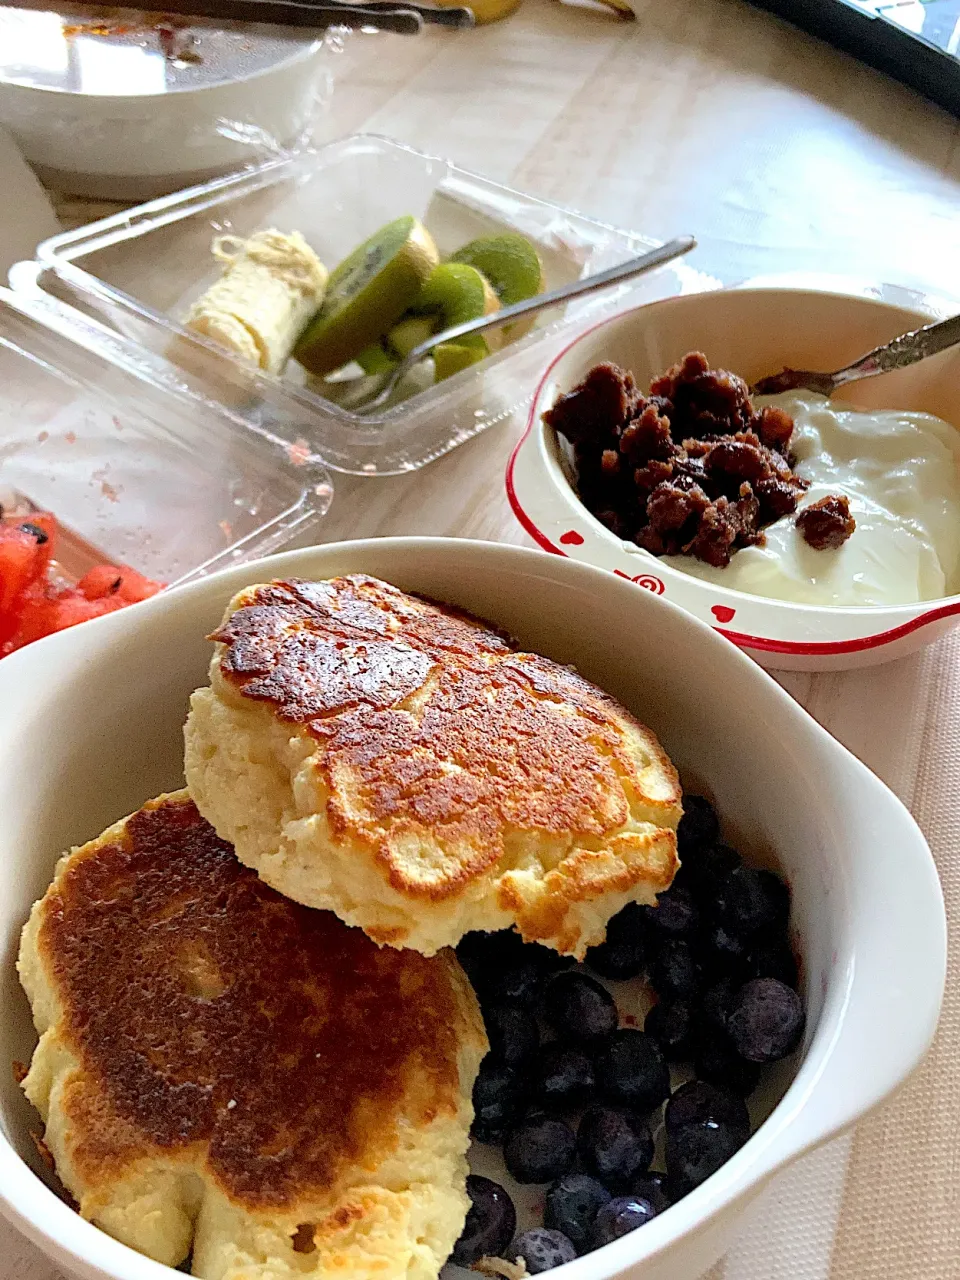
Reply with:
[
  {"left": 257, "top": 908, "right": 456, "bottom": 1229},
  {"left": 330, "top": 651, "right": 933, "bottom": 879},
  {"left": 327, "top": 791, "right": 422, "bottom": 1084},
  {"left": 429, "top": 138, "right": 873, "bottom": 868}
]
[{"left": 0, "top": 284, "right": 333, "bottom": 588}]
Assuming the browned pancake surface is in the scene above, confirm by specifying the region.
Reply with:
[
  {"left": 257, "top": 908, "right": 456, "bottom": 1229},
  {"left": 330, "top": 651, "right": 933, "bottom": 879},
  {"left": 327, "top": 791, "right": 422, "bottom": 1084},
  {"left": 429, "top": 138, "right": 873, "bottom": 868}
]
[
  {"left": 37, "top": 794, "right": 464, "bottom": 1209},
  {"left": 213, "top": 576, "right": 679, "bottom": 900}
]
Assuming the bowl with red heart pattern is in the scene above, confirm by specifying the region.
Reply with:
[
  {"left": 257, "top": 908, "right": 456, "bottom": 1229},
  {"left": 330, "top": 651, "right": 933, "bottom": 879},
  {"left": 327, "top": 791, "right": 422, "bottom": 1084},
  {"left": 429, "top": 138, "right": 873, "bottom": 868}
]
[{"left": 506, "top": 285, "right": 960, "bottom": 672}]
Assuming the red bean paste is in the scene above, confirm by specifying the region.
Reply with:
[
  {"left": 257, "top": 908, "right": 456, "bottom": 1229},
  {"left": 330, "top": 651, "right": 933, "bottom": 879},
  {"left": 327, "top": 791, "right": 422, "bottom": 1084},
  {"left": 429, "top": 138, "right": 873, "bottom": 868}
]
[
  {"left": 794, "top": 494, "right": 856, "bottom": 550},
  {"left": 544, "top": 353, "right": 856, "bottom": 567}
]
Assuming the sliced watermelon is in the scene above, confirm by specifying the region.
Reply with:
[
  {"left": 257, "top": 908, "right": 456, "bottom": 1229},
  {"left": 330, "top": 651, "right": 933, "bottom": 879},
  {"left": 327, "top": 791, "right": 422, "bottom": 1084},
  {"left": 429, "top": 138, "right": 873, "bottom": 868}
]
[
  {"left": 78, "top": 564, "right": 162, "bottom": 605},
  {"left": 77, "top": 565, "right": 124, "bottom": 601},
  {"left": 0, "top": 508, "right": 164, "bottom": 658},
  {"left": 113, "top": 566, "right": 163, "bottom": 605},
  {"left": 0, "top": 514, "right": 56, "bottom": 615},
  {"left": 2, "top": 588, "right": 121, "bottom": 654}
]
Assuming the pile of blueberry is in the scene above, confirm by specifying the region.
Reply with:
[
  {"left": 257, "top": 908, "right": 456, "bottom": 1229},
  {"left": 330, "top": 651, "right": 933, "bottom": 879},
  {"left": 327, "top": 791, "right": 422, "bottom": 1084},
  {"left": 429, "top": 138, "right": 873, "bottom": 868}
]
[{"left": 451, "top": 796, "right": 805, "bottom": 1275}]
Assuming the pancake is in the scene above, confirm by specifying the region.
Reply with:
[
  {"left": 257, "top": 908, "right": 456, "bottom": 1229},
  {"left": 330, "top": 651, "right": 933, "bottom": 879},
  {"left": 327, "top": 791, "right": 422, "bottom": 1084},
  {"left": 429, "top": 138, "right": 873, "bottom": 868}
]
[
  {"left": 17, "top": 791, "right": 486, "bottom": 1279},
  {"left": 184, "top": 574, "right": 682, "bottom": 958}
]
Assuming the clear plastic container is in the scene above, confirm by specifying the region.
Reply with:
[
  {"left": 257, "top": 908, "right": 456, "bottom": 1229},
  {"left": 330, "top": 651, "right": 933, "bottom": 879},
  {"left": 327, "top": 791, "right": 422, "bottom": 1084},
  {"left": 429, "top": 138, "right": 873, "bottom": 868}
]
[
  {"left": 31, "top": 134, "right": 705, "bottom": 475},
  {"left": 0, "top": 284, "right": 333, "bottom": 587}
]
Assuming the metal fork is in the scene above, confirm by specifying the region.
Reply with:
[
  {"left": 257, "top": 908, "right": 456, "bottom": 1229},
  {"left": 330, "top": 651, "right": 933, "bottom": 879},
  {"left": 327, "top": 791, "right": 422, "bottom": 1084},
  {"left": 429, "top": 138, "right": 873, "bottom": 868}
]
[{"left": 353, "top": 235, "right": 697, "bottom": 414}]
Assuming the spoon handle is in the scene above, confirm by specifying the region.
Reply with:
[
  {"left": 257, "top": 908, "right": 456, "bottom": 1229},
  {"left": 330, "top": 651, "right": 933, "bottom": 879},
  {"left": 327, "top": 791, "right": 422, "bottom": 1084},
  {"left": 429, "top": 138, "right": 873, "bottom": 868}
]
[
  {"left": 832, "top": 311, "right": 960, "bottom": 386},
  {"left": 357, "top": 236, "right": 696, "bottom": 415}
]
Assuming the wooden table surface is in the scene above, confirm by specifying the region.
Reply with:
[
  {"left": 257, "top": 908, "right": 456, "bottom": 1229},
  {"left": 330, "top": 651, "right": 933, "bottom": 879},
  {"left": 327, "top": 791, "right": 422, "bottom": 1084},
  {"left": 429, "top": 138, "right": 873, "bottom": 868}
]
[{"left": 21, "top": 3, "right": 960, "bottom": 1279}]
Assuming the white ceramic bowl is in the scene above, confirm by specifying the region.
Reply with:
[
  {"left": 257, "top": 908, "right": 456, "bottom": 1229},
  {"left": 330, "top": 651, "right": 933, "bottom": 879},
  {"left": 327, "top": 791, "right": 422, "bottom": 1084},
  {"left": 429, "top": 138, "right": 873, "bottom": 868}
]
[
  {"left": 0, "top": 539, "right": 946, "bottom": 1280},
  {"left": 507, "top": 287, "right": 960, "bottom": 671},
  {"left": 0, "top": 14, "right": 329, "bottom": 200}
]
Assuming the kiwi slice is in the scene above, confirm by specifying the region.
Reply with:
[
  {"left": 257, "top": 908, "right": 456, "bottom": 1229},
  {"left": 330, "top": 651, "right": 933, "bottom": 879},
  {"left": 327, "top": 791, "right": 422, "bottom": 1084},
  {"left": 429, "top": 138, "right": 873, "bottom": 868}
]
[
  {"left": 355, "top": 342, "right": 397, "bottom": 376},
  {"left": 356, "top": 314, "right": 448, "bottom": 376},
  {"left": 450, "top": 233, "right": 544, "bottom": 341},
  {"left": 407, "top": 262, "right": 501, "bottom": 382},
  {"left": 294, "top": 216, "right": 439, "bottom": 376},
  {"left": 387, "top": 315, "right": 436, "bottom": 358},
  {"left": 433, "top": 343, "right": 485, "bottom": 382}
]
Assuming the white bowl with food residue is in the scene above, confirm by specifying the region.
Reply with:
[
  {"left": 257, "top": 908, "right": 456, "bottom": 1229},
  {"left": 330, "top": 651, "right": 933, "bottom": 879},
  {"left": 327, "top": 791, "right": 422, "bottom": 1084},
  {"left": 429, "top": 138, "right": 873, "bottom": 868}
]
[
  {"left": 0, "top": 538, "right": 945, "bottom": 1280},
  {"left": 507, "top": 286, "right": 960, "bottom": 670},
  {"left": 0, "top": 8, "right": 332, "bottom": 199}
]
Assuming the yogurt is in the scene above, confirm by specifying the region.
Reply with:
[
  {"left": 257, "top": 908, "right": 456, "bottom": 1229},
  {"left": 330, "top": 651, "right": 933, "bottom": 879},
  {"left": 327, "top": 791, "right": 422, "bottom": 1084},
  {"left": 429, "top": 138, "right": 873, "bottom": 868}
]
[{"left": 657, "top": 392, "right": 960, "bottom": 607}]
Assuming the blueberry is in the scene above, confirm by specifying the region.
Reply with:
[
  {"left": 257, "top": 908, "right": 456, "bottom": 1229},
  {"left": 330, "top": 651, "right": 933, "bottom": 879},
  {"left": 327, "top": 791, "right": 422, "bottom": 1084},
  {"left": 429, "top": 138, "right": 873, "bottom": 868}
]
[
  {"left": 698, "top": 980, "right": 737, "bottom": 1036},
  {"left": 694, "top": 1037, "right": 762, "bottom": 1097},
  {"left": 535, "top": 1044, "right": 597, "bottom": 1110},
  {"left": 577, "top": 1105, "right": 653, "bottom": 1189},
  {"left": 504, "top": 1114, "right": 577, "bottom": 1184},
  {"left": 666, "top": 1118, "right": 747, "bottom": 1197},
  {"left": 664, "top": 1080, "right": 750, "bottom": 1141},
  {"left": 706, "top": 922, "right": 751, "bottom": 969},
  {"left": 716, "top": 868, "right": 790, "bottom": 939},
  {"left": 631, "top": 1171, "right": 671, "bottom": 1214},
  {"left": 452, "top": 1175, "right": 517, "bottom": 1265},
  {"left": 644, "top": 886, "right": 699, "bottom": 937},
  {"left": 591, "top": 1196, "right": 657, "bottom": 1247},
  {"left": 595, "top": 1029, "right": 670, "bottom": 1112},
  {"left": 727, "top": 978, "right": 805, "bottom": 1062},
  {"left": 676, "top": 842, "right": 742, "bottom": 898},
  {"left": 506, "top": 1228, "right": 577, "bottom": 1273},
  {"left": 485, "top": 1004, "right": 540, "bottom": 1069},
  {"left": 459, "top": 932, "right": 568, "bottom": 1005},
  {"left": 644, "top": 999, "right": 695, "bottom": 1060},
  {"left": 472, "top": 1057, "right": 526, "bottom": 1142},
  {"left": 544, "top": 1174, "right": 611, "bottom": 1253},
  {"left": 458, "top": 929, "right": 526, "bottom": 968},
  {"left": 457, "top": 930, "right": 527, "bottom": 989},
  {"left": 543, "top": 972, "right": 619, "bottom": 1042},
  {"left": 498, "top": 960, "right": 548, "bottom": 1009},
  {"left": 650, "top": 940, "right": 702, "bottom": 1000},
  {"left": 604, "top": 902, "right": 651, "bottom": 949},
  {"left": 585, "top": 937, "right": 646, "bottom": 981},
  {"left": 676, "top": 795, "right": 720, "bottom": 854},
  {"left": 746, "top": 940, "right": 799, "bottom": 988}
]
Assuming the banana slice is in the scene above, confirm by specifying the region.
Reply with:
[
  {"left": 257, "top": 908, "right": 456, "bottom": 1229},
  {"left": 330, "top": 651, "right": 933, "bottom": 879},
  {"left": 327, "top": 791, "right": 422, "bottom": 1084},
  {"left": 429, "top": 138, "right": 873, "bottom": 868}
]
[{"left": 184, "top": 229, "right": 329, "bottom": 375}]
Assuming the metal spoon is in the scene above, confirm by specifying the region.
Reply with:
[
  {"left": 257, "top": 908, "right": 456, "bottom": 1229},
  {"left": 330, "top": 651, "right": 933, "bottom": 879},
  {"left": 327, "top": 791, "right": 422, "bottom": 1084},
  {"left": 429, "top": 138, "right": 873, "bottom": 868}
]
[
  {"left": 752, "top": 311, "right": 960, "bottom": 397},
  {"left": 353, "top": 235, "right": 697, "bottom": 414}
]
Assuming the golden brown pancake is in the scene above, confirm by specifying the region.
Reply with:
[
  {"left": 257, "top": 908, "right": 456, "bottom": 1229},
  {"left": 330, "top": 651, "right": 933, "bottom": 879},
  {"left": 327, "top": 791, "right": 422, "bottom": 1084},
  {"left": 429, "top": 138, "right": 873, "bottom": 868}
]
[
  {"left": 17, "top": 791, "right": 485, "bottom": 1279},
  {"left": 184, "top": 575, "right": 682, "bottom": 957}
]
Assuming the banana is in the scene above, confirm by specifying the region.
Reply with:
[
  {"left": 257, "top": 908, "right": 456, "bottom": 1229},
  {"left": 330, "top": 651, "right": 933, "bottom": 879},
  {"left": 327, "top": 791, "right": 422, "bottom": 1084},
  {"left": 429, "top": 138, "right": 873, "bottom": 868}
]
[
  {"left": 434, "top": 0, "right": 523, "bottom": 22},
  {"left": 592, "top": 0, "right": 635, "bottom": 18},
  {"left": 184, "top": 229, "right": 328, "bottom": 375}
]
